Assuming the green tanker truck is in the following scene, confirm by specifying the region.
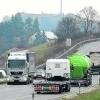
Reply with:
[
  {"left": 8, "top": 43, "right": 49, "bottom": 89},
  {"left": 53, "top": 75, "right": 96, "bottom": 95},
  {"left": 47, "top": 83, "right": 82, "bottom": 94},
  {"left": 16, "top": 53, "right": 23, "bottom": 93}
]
[{"left": 68, "top": 53, "right": 92, "bottom": 86}]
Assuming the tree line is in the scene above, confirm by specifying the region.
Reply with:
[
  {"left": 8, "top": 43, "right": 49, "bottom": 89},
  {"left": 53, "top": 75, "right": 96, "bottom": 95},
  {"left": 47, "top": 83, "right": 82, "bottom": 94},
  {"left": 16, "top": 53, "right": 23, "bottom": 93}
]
[
  {"left": 55, "top": 6, "right": 100, "bottom": 41},
  {"left": 0, "top": 13, "right": 40, "bottom": 53}
]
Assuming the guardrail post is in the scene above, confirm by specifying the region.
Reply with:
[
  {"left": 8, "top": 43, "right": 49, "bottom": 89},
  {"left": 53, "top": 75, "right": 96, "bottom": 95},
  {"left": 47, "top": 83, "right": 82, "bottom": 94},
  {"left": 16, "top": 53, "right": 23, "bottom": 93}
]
[
  {"left": 78, "top": 82, "right": 81, "bottom": 95},
  {"left": 99, "top": 77, "right": 100, "bottom": 85},
  {"left": 32, "top": 93, "right": 34, "bottom": 100}
]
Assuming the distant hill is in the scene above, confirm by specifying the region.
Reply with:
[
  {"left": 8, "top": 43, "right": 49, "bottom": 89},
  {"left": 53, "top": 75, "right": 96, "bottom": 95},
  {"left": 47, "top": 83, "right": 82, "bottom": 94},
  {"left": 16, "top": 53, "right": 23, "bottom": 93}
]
[{"left": 20, "top": 13, "right": 63, "bottom": 31}]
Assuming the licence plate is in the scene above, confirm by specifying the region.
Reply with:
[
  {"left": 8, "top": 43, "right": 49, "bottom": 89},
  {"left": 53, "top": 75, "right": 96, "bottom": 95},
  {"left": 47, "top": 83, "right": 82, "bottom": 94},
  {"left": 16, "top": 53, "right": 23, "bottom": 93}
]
[{"left": 43, "top": 86, "right": 49, "bottom": 91}]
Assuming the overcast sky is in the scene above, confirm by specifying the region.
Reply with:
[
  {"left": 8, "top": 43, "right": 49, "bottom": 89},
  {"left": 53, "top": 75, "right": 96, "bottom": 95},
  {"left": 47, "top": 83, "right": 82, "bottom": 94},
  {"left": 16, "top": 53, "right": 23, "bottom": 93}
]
[{"left": 0, "top": 0, "right": 100, "bottom": 21}]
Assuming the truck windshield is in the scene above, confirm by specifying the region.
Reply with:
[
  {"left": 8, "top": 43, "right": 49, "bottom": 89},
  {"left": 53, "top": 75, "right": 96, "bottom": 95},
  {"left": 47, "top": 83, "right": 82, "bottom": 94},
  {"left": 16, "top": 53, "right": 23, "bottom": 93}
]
[{"left": 8, "top": 60, "right": 25, "bottom": 69}]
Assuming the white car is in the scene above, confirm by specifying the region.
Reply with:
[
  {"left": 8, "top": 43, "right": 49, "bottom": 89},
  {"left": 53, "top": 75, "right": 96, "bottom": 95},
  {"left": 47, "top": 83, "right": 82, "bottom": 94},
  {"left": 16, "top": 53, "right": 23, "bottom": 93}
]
[
  {"left": 34, "top": 69, "right": 45, "bottom": 77},
  {"left": 33, "top": 77, "right": 45, "bottom": 85},
  {"left": 0, "top": 70, "right": 7, "bottom": 83}
]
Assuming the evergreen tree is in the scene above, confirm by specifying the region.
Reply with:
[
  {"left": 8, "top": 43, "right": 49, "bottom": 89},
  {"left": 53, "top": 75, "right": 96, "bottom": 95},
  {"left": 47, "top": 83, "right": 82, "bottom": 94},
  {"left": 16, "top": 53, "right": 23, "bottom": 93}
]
[
  {"left": 33, "top": 18, "right": 40, "bottom": 33},
  {"left": 24, "top": 17, "right": 34, "bottom": 34}
]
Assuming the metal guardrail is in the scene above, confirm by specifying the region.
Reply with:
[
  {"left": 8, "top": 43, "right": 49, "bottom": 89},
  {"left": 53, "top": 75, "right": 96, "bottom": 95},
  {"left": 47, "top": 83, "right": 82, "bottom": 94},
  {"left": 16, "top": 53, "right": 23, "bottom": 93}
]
[{"left": 36, "top": 38, "right": 100, "bottom": 69}]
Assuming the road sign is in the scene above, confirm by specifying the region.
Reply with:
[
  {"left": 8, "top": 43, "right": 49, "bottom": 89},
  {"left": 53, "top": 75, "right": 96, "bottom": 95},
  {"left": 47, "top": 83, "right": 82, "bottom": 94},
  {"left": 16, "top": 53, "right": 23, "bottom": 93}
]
[{"left": 66, "top": 38, "right": 71, "bottom": 47}]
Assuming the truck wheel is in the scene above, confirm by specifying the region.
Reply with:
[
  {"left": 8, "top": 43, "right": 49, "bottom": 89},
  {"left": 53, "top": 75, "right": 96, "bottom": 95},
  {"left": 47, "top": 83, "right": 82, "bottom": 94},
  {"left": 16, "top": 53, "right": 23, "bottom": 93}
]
[
  {"left": 58, "top": 85, "right": 62, "bottom": 93},
  {"left": 24, "top": 80, "right": 29, "bottom": 85},
  {"left": 89, "top": 80, "right": 92, "bottom": 85},
  {"left": 65, "top": 84, "right": 70, "bottom": 92},
  {"left": 7, "top": 82, "right": 11, "bottom": 85},
  {"left": 37, "top": 92, "right": 40, "bottom": 94},
  {"left": 84, "top": 82, "right": 89, "bottom": 86}
]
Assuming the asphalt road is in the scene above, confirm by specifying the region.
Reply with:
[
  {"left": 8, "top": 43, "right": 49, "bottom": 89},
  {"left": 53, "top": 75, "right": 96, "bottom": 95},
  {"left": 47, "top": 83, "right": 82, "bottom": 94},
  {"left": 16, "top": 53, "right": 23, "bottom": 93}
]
[
  {"left": 77, "top": 41, "right": 100, "bottom": 55},
  {"left": 0, "top": 41, "right": 100, "bottom": 100}
]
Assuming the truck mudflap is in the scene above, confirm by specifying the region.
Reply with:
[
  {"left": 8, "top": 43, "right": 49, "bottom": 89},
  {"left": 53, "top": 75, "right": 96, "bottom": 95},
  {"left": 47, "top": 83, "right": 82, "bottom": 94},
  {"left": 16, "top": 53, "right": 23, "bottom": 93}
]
[{"left": 34, "top": 84, "right": 60, "bottom": 93}]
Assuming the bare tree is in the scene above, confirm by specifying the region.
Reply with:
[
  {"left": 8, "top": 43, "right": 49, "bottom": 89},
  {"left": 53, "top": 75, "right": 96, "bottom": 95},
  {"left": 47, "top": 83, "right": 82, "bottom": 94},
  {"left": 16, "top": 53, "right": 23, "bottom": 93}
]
[
  {"left": 79, "top": 6, "right": 97, "bottom": 35},
  {"left": 55, "top": 15, "right": 80, "bottom": 41}
]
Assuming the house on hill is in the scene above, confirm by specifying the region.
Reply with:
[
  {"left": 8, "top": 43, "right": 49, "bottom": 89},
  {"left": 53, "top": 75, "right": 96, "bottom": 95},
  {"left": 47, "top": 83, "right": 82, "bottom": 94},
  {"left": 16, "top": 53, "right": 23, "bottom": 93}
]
[{"left": 28, "top": 31, "right": 58, "bottom": 45}]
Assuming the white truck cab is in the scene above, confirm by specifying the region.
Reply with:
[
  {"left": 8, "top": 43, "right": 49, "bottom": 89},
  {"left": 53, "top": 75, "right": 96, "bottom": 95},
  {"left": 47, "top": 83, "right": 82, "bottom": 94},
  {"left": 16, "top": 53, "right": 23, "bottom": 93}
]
[{"left": 6, "top": 51, "right": 36, "bottom": 84}]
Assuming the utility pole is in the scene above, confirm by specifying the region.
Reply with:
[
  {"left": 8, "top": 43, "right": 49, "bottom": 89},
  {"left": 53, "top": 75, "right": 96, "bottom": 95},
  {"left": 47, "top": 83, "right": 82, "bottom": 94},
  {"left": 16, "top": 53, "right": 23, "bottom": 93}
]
[{"left": 60, "top": 0, "right": 63, "bottom": 15}]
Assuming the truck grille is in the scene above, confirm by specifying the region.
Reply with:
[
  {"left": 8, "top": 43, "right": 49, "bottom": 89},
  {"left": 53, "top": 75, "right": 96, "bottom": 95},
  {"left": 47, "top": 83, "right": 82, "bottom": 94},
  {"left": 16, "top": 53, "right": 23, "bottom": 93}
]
[{"left": 11, "top": 72, "right": 23, "bottom": 75}]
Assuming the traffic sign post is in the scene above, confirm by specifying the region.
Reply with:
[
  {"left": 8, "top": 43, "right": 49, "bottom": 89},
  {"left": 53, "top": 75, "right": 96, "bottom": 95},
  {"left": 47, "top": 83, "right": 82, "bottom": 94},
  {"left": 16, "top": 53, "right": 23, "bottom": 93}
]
[
  {"left": 99, "top": 76, "right": 100, "bottom": 85},
  {"left": 78, "top": 82, "right": 81, "bottom": 95},
  {"left": 32, "top": 93, "right": 34, "bottom": 100}
]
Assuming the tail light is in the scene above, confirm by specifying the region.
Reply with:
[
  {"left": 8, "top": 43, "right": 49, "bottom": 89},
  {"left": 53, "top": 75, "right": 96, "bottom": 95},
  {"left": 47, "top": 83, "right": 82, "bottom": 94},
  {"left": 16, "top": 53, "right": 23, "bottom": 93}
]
[{"left": 34, "top": 85, "right": 43, "bottom": 90}]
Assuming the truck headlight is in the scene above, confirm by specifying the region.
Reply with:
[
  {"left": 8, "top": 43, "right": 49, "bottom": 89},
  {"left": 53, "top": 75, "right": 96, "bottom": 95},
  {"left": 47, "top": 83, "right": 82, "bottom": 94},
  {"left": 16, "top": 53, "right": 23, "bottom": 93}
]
[
  {"left": 21, "top": 75, "right": 28, "bottom": 81},
  {"left": 7, "top": 77, "right": 10, "bottom": 81},
  {"left": 7, "top": 75, "right": 13, "bottom": 81}
]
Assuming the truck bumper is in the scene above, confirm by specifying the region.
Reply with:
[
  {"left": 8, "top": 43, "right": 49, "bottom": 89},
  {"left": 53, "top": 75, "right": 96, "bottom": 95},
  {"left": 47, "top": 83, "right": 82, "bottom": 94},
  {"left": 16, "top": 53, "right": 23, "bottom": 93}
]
[{"left": 7, "top": 76, "right": 28, "bottom": 83}]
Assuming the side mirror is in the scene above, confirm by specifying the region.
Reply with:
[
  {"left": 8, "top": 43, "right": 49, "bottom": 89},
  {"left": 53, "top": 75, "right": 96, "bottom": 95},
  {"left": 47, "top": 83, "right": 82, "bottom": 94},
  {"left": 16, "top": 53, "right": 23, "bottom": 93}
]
[{"left": 71, "top": 65, "right": 74, "bottom": 71}]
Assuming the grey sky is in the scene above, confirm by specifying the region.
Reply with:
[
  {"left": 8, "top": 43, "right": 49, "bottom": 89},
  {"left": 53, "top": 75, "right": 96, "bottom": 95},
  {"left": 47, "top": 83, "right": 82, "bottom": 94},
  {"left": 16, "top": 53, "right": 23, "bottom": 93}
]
[{"left": 0, "top": 0, "right": 100, "bottom": 21}]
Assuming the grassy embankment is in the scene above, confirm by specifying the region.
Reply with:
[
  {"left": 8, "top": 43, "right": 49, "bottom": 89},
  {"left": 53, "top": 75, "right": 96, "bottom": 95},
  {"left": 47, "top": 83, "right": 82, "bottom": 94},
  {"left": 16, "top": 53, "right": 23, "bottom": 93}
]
[
  {"left": 62, "top": 87, "right": 100, "bottom": 100},
  {"left": 30, "top": 42, "right": 65, "bottom": 65},
  {"left": 29, "top": 35, "right": 92, "bottom": 65},
  {"left": 30, "top": 43, "right": 49, "bottom": 64}
]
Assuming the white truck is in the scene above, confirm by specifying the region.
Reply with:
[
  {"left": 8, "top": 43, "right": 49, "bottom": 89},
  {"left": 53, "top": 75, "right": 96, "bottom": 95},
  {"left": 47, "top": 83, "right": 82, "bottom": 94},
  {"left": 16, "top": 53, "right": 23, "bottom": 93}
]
[
  {"left": 34, "top": 59, "right": 71, "bottom": 93},
  {"left": 6, "top": 51, "right": 36, "bottom": 84},
  {"left": 89, "top": 52, "right": 100, "bottom": 74}
]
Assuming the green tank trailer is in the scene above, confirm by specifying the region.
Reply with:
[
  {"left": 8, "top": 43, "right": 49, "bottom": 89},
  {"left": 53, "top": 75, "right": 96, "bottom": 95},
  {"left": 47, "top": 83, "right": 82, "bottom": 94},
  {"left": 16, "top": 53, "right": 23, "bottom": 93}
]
[{"left": 68, "top": 53, "right": 92, "bottom": 86}]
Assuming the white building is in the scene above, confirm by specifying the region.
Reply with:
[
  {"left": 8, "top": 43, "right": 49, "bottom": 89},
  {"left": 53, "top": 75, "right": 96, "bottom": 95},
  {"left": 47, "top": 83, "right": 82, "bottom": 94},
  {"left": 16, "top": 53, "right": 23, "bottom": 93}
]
[{"left": 29, "top": 31, "right": 58, "bottom": 45}]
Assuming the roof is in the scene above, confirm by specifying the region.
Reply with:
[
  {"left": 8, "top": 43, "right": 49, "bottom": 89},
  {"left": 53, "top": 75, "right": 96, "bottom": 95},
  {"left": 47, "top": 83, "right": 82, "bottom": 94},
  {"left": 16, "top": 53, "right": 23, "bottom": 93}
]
[
  {"left": 46, "top": 59, "right": 69, "bottom": 63},
  {"left": 29, "top": 31, "right": 58, "bottom": 41},
  {"left": 8, "top": 52, "right": 26, "bottom": 60},
  {"left": 44, "top": 31, "right": 58, "bottom": 39}
]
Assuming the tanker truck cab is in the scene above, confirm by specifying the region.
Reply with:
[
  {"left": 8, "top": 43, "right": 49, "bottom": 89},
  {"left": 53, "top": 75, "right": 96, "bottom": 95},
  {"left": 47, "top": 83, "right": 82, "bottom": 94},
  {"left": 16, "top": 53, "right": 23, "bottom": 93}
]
[
  {"left": 34, "top": 59, "right": 71, "bottom": 93},
  {"left": 6, "top": 51, "right": 35, "bottom": 84}
]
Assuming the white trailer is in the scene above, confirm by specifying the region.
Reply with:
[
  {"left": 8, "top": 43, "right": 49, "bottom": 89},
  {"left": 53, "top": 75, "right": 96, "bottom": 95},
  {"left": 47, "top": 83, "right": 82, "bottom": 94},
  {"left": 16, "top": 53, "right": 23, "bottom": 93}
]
[
  {"left": 6, "top": 51, "right": 36, "bottom": 84},
  {"left": 34, "top": 59, "right": 71, "bottom": 93}
]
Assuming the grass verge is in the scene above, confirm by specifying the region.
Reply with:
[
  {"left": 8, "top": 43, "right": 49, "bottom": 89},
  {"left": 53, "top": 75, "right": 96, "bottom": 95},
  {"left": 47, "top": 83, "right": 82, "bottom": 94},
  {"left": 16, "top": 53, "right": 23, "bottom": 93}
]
[{"left": 62, "top": 87, "right": 100, "bottom": 100}]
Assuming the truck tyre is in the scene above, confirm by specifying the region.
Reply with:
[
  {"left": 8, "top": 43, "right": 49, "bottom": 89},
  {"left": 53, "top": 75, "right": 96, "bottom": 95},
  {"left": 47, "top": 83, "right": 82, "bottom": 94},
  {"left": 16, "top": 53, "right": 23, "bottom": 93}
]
[
  {"left": 24, "top": 78, "right": 30, "bottom": 85},
  {"left": 58, "top": 85, "right": 62, "bottom": 93},
  {"left": 7, "top": 82, "right": 11, "bottom": 85},
  {"left": 65, "top": 84, "right": 70, "bottom": 92},
  {"left": 7, "top": 82, "right": 10, "bottom": 85},
  {"left": 84, "top": 81, "right": 89, "bottom": 86},
  {"left": 88, "top": 80, "right": 92, "bottom": 85},
  {"left": 37, "top": 92, "right": 40, "bottom": 94}
]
